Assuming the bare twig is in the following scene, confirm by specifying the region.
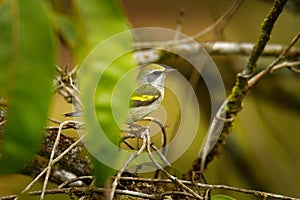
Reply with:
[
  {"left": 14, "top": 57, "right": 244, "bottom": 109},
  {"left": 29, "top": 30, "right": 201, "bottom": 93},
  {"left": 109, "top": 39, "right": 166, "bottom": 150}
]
[
  {"left": 0, "top": 187, "right": 158, "bottom": 200},
  {"left": 3, "top": 171, "right": 300, "bottom": 200},
  {"left": 199, "top": 100, "right": 228, "bottom": 173},
  {"left": 145, "top": 129, "right": 203, "bottom": 199},
  {"left": 2, "top": 182, "right": 299, "bottom": 200},
  {"left": 248, "top": 32, "right": 300, "bottom": 88},
  {"left": 48, "top": 117, "right": 61, "bottom": 124},
  {"left": 113, "top": 126, "right": 202, "bottom": 199},
  {"left": 288, "top": 65, "right": 300, "bottom": 73},
  {"left": 51, "top": 131, "right": 85, "bottom": 166},
  {"left": 110, "top": 127, "right": 148, "bottom": 200},
  {"left": 160, "top": 191, "right": 195, "bottom": 199},
  {"left": 119, "top": 177, "right": 300, "bottom": 200},
  {"left": 134, "top": 0, "right": 243, "bottom": 48},
  {"left": 189, "top": 0, "right": 243, "bottom": 41},
  {"left": 0, "top": 120, "right": 6, "bottom": 126},
  {"left": 149, "top": 143, "right": 171, "bottom": 166},
  {"left": 21, "top": 123, "right": 84, "bottom": 198},
  {"left": 141, "top": 117, "right": 167, "bottom": 155},
  {"left": 58, "top": 176, "right": 93, "bottom": 189},
  {"left": 41, "top": 120, "right": 78, "bottom": 199},
  {"left": 270, "top": 60, "right": 300, "bottom": 72},
  {"left": 173, "top": 7, "right": 185, "bottom": 40}
]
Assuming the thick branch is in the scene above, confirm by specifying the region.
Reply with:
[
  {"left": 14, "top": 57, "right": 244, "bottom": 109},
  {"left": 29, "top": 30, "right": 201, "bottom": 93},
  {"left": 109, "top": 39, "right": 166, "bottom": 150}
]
[
  {"left": 202, "top": 0, "right": 288, "bottom": 169},
  {"left": 134, "top": 42, "right": 300, "bottom": 64},
  {"left": 184, "top": 0, "right": 289, "bottom": 177},
  {"left": 244, "top": 0, "right": 288, "bottom": 76}
]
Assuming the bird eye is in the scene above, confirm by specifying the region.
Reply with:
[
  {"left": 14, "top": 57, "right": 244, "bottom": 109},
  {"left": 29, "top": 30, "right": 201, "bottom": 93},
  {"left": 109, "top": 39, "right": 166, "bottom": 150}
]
[{"left": 152, "top": 71, "right": 161, "bottom": 76}]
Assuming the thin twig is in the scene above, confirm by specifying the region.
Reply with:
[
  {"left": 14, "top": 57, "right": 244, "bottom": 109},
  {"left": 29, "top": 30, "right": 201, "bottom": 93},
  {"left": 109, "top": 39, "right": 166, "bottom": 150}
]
[
  {"left": 288, "top": 65, "right": 300, "bottom": 74},
  {"left": 150, "top": 143, "right": 171, "bottom": 166},
  {"left": 109, "top": 129, "right": 148, "bottom": 200},
  {"left": 248, "top": 32, "right": 300, "bottom": 88},
  {"left": 3, "top": 175, "right": 299, "bottom": 200},
  {"left": 270, "top": 60, "right": 300, "bottom": 72},
  {"left": 145, "top": 129, "right": 203, "bottom": 199},
  {"left": 0, "top": 120, "right": 6, "bottom": 126},
  {"left": 0, "top": 187, "right": 158, "bottom": 200},
  {"left": 189, "top": 0, "right": 243, "bottom": 40},
  {"left": 160, "top": 191, "right": 195, "bottom": 199},
  {"left": 41, "top": 120, "right": 77, "bottom": 199},
  {"left": 199, "top": 100, "right": 228, "bottom": 173},
  {"left": 173, "top": 7, "right": 185, "bottom": 40},
  {"left": 21, "top": 168, "right": 48, "bottom": 194},
  {"left": 58, "top": 176, "right": 93, "bottom": 189},
  {"left": 142, "top": 117, "right": 167, "bottom": 155},
  {"left": 21, "top": 123, "right": 84, "bottom": 196},
  {"left": 134, "top": 0, "right": 243, "bottom": 48},
  {"left": 119, "top": 177, "right": 300, "bottom": 200}
]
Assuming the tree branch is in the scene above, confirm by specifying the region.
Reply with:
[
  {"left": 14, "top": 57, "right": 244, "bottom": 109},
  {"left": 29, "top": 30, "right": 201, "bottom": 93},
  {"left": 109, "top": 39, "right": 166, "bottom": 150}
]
[
  {"left": 1, "top": 177, "right": 299, "bottom": 200},
  {"left": 184, "top": 0, "right": 289, "bottom": 177},
  {"left": 134, "top": 42, "right": 300, "bottom": 64}
]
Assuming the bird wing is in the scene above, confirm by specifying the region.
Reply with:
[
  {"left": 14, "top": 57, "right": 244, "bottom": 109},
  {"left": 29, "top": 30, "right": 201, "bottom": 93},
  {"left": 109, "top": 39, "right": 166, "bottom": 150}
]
[{"left": 129, "top": 84, "right": 161, "bottom": 108}]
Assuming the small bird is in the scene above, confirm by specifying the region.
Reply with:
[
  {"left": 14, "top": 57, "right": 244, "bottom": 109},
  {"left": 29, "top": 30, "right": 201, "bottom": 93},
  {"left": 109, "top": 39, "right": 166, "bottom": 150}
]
[
  {"left": 128, "top": 64, "right": 175, "bottom": 122},
  {"left": 64, "top": 64, "right": 176, "bottom": 123}
]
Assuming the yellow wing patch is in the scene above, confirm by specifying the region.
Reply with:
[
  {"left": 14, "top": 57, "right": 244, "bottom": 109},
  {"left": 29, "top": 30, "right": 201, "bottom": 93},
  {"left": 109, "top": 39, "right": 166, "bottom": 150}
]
[
  {"left": 131, "top": 94, "right": 159, "bottom": 101},
  {"left": 129, "top": 84, "right": 161, "bottom": 107}
]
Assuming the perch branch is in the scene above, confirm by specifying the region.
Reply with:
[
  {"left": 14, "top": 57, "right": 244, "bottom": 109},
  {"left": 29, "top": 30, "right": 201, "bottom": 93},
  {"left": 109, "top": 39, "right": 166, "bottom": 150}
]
[{"left": 110, "top": 128, "right": 148, "bottom": 200}]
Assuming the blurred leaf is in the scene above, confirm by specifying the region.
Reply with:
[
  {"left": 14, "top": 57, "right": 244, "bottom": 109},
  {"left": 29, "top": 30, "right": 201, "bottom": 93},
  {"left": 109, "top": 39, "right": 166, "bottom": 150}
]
[
  {"left": 55, "top": 14, "right": 78, "bottom": 48},
  {"left": 76, "top": 0, "right": 136, "bottom": 186},
  {"left": 0, "top": 0, "right": 57, "bottom": 173},
  {"left": 0, "top": 2, "right": 11, "bottom": 96},
  {"left": 212, "top": 194, "right": 236, "bottom": 200},
  {"left": 76, "top": 0, "right": 129, "bottom": 48}
]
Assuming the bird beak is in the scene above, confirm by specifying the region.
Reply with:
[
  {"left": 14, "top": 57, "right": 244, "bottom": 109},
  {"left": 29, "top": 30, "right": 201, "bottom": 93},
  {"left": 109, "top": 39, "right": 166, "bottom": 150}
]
[{"left": 164, "top": 68, "right": 177, "bottom": 73}]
